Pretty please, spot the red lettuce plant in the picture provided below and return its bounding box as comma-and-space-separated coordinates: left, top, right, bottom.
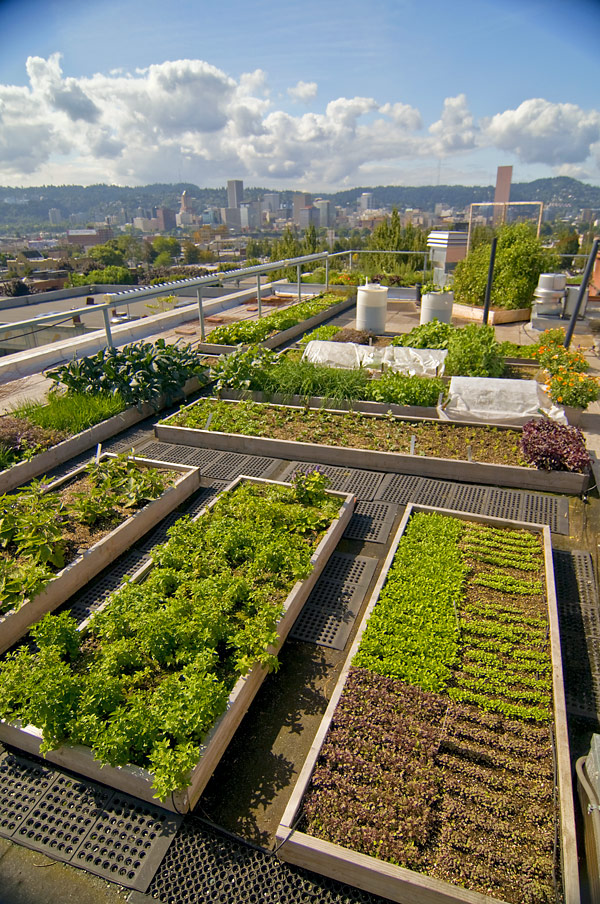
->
520, 419, 591, 473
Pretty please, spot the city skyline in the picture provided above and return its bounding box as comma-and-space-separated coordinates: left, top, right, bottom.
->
0, 0, 599, 190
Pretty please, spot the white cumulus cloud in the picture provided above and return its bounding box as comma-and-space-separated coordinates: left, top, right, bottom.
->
482, 99, 600, 165
288, 80, 318, 103
0, 55, 598, 188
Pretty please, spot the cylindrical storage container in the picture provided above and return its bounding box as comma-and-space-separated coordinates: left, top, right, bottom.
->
537, 273, 567, 292
533, 273, 566, 315
420, 291, 453, 325
356, 284, 388, 333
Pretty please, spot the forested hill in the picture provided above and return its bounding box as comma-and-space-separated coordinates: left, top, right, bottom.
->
1, 176, 599, 230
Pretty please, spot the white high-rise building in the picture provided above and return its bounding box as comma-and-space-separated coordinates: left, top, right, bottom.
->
359, 192, 373, 211
314, 199, 331, 228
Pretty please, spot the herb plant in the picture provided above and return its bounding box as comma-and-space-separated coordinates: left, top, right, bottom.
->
207, 294, 343, 345
368, 373, 446, 407
520, 418, 591, 472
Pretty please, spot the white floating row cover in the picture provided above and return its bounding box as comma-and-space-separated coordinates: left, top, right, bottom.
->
301, 340, 447, 376
438, 377, 566, 426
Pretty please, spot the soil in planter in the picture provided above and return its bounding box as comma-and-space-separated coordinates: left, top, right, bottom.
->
170, 399, 527, 467
301, 517, 557, 904
0, 415, 67, 470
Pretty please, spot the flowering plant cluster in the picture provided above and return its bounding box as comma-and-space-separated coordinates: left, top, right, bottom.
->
531, 328, 588, 376
546, 370, 600, 409
521, 419, 591, 472
529, 327, 598, 409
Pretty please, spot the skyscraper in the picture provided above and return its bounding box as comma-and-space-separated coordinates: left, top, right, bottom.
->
227, 180, 244, 209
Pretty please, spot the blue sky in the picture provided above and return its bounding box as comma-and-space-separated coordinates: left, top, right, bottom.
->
1, 0, 599, 189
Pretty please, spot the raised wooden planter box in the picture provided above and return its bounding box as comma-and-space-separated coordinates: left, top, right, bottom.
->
0, 475, 355, 813
452, 302, 531, 324
197, 295, 355, 356
276, 503, 580, 904
0, 453, 200, 655
218, 389, 438, 421
0, 375, 203, 495
156, 398, 589, 495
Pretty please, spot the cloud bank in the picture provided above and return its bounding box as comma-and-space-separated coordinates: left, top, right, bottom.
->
1, 53, 599, 187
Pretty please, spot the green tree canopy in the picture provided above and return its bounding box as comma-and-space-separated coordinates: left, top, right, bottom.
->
365, 209, 427, 274
152, 237, 181, 262
89, 240, 126, 268
67, 265, 134, 286
453, 222, 560, 310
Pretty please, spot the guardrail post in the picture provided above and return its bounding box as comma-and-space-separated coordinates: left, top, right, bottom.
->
257, 273, 262, 319
101, 307, 114, 349
297, 264, 301, 304
197, 287, 205, 340
325, 254, 329, 290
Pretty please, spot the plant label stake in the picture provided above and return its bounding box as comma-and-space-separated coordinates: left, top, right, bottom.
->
95, 443, 102, 464
204, 412, 213, 430
410, 435, 416, 455
467, 444, 472, 461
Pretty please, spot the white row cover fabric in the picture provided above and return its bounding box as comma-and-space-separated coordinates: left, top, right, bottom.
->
438, 377, 565, 426
301, 340, 447, 376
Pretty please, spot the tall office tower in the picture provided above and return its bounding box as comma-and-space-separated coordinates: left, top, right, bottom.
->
293, 192, 312, 225
263, 192, 280, 214
227, 180, 244, 209
359, 192, 373, 212
314, 199, 331, 227
493, 166, 512, 225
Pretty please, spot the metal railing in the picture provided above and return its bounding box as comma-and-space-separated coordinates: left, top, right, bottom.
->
0, 248, 429, 350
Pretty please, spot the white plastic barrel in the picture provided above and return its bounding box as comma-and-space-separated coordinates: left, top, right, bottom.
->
356, 284, 388, 334
420, 292, 453, 325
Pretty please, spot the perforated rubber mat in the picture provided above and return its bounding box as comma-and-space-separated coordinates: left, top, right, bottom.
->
278, 461, 385, 500
147, 816, 391, 904
0, 747, 182, 892
137, 442, 281, 482
554, 549, 600, 723
290, 553, 379, 649
375, 473, 569, 534
343, 500, 398, 544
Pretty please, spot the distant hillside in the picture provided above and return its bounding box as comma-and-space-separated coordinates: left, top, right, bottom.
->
1, 176, 598, 231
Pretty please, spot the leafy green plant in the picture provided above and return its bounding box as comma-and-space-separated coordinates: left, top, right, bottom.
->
353, 513, 465, 691
0, 479, 343, 797
391, 319, 454, 350
445, 324, 505, 377
46, 339, 208, 407
453, 222, 560, 310
211, 345, 277, 393
298, 325, 341, 346
368, 373, 446, 407
208, 293, 344, 345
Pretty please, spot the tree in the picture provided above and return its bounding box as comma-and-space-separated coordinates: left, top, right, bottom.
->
554, 227, 580, 269
154, 251, 173, 268
67, 266, 134, 286
365, 208, 427, 274
89, 241, 126, 268
302, 223, 319, 255
152, 237, 181, 262
182, 242, 201, 264
270, 227, 302, 279
453, 222, 560, 310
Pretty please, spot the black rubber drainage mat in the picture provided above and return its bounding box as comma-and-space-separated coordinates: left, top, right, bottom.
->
375, 473, 569, 534
343, 500, 398, 544
290, 552, 379, 650
139, 441, 282, 482
147, 816, 391, 904
0, 747, 182, 893
554, 549, 600, 723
